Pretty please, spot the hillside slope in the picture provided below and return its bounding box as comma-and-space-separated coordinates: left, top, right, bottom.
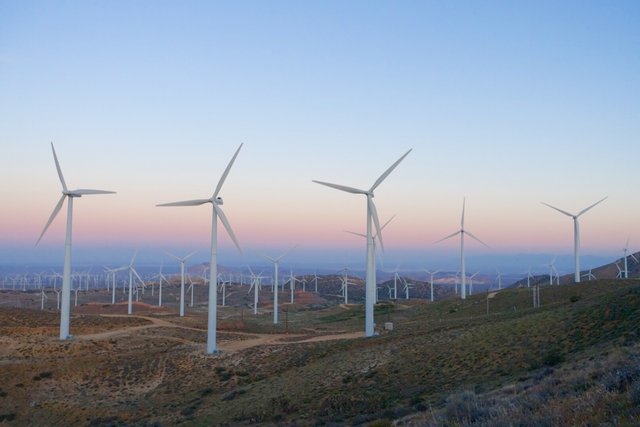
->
0, 280, 638, 425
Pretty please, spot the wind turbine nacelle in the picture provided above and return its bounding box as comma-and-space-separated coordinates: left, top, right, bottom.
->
215, 197, 224, 205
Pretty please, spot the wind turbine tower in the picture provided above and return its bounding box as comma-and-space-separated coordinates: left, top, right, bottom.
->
541, 197, 607, 283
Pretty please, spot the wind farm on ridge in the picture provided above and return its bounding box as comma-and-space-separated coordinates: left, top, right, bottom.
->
1, 141, 639, 425
2, 2, 640, 424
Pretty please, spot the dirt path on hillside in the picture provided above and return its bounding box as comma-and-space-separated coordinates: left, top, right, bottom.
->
74, 314, 363, 351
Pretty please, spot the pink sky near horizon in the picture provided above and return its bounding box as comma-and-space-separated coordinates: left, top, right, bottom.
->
2, 194, 625, 256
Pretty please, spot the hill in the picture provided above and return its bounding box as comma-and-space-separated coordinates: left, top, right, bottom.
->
0, 280, 639, 425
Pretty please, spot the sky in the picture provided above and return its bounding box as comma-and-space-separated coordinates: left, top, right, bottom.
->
1, 1, 639, 274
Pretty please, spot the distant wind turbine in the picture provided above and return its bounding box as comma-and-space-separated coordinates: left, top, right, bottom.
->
36, 143, 115, 340
621, 237, 638, 279
261, 248, 293, 324
435, 198, 488, 300
424, 269, 439, 302
314, 149, 411, 337
157, 143, 243, 354
165, 251, 197, 317
541, 197, 607, 283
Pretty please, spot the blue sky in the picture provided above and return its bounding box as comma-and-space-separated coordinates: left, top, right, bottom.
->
1, 1, 639, 274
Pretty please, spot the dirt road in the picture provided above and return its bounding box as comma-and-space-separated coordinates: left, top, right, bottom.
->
74, 314, 363, 352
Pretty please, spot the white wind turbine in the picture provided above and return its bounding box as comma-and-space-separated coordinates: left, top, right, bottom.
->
546, 258, 558, 285
615, 262, 624, 279
286, 269, 299, 304
314, 150, 410, 337
621, 237, 638, 279
435, 198, 488, 300
424, 269, 439, 302
541, 197, 607, 283
339, 267, 355, 304
344, 214, 395, 299
156, 266, 168, 307
261, 248, 293, 324
312, 271, 319, 293
104, 267, 119, 304
495, 270, 504, 290
165, 251, 197, 317
158, 144, 242, 354
469, 272, 479, 295
402, 276, 412, 299
582, 267, 596, 281
526, 267, 533, 288
120, 252, 144, 315
247, 267, 264, 315
36, 143, 115, 340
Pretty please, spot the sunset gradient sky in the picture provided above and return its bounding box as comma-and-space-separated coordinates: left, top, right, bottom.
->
1, 1, 639, 273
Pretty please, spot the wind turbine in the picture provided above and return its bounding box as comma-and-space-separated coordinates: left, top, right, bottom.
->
581, 267, 596, 281
424, 269, 439, 302
469, 272, 479, 295
541, 197, 607, 283
120, 252, 144, 315
157, 143, 243, 354
314, 149, 410, 337
36, 143, 115, 340
495, 270, 504, 290
165, 251, 197, 317
286, 269, 300, 304
621, 237, 638, 279
344, 214, 396, 302
402, 276, 412, 299
435, 198, 488, 300
261, 248, 293, 324
546, 258, 558, 285
151, 264, 168, 307
247, 267, 264, 315
312, 271, 319, 293
526, 267, 533, 288
615, 262, 624, 279
104, 267, 119, 304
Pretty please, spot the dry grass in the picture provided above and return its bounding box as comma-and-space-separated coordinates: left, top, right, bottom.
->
0, 280, 638, 425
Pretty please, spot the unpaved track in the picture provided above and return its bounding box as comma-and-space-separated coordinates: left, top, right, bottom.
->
74, 314, 363, 352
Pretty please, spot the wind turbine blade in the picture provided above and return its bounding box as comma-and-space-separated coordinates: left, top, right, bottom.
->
344, 230, 367, 238
184, 250, 198, 261
577, 196, 607, 217
369, 198, 385, 252
36, 195, 66, 245
213, 143, 243, 198
132, 268, 145, 286
164, 251, 180, 261
130, 250, 139, 266
312, 180, 367, 195
434, 230, 460, 244
541, 202, 573, 217
466, 230, 490, 248
461, 198, 466, 228
215, 205, 242, 254
72, 189, 116, 195
369, 149, 412, 192
259, 253, 277, 263
50, 143, 68, 191
157, 199, 210, 207
276, 246, 296, 262
379, 214, 396, 233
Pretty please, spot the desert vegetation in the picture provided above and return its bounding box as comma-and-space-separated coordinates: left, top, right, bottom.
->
0, 279, 638, 425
